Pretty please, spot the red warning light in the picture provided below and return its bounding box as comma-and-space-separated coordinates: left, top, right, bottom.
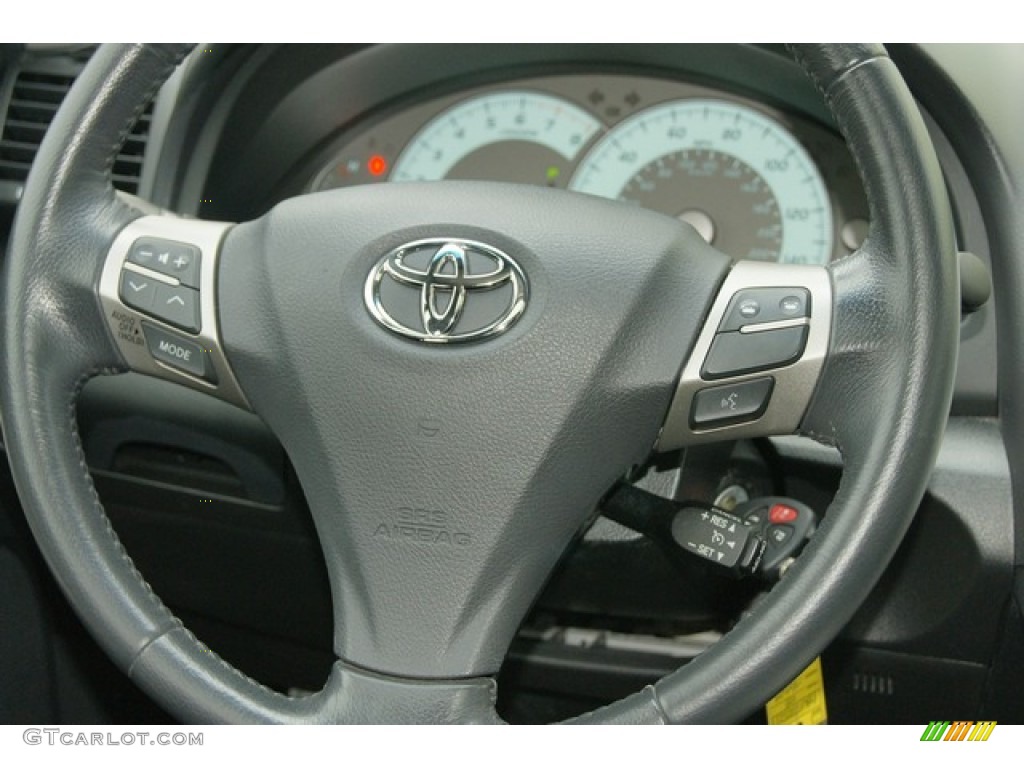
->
367, 155, 388, 177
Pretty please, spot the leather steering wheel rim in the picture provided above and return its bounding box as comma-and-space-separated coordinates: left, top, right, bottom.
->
0, 43, 959, 724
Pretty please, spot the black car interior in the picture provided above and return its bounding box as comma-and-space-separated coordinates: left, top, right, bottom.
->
0, 43, 1021, 724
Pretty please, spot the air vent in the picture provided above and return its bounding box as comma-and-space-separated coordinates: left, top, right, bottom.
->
851, 671, 895, 696
112, 100, 153, 195
1, 59, 152, 198
0, 69, 74, 190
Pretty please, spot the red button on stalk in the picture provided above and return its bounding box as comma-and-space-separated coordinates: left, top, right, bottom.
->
769, 504, 799, 524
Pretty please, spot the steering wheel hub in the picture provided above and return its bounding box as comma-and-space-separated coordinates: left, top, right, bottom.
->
214, 181, 730, 678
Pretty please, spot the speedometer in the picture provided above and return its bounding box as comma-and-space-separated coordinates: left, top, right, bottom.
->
391, 91, 601, 185
569, 99, 833, 264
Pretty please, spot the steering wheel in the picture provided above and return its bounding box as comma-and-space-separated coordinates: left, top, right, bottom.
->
0, 44, 958, 723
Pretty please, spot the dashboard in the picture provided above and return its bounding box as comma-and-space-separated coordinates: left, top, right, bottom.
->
178, 43, 993, 416
307, 74, 868, 265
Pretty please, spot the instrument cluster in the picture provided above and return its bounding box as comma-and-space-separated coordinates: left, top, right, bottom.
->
309, 73, 869, 265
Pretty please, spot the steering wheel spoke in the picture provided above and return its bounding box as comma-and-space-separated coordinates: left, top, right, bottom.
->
127, 628, 502, 724
97, 214, 249, 408
311, 662, 502, 724
657, 259, 833, 451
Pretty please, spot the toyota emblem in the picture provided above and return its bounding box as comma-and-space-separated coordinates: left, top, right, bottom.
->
364, 238, 528, 343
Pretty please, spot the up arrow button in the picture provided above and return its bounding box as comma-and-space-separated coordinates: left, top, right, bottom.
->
151, 284, 200, 333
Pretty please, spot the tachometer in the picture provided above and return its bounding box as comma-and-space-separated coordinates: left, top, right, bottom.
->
391, 91, 601, 186
569, 99, 832, 264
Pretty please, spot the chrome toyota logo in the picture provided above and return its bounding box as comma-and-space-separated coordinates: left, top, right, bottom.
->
364, 238, 528, 343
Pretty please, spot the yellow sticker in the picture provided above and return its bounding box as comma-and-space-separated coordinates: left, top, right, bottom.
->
765, 656, 828, 725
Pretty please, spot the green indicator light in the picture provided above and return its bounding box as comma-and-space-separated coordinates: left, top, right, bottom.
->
546, 166, 560, 181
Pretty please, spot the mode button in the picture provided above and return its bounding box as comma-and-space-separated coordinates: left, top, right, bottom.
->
142, 323, 216, 382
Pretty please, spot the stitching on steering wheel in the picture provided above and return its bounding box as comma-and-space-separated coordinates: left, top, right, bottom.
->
59, 43, 293, 711
69, 366, 288, 704
67, 366, 177, 627
101, 45, 192, 184
646, 685, 670, 724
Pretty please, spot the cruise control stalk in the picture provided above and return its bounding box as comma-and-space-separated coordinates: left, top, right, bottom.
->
601, 484, 817, 581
